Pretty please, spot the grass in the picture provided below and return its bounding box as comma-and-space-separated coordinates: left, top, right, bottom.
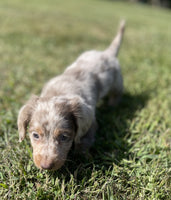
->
0, 0, 171, 199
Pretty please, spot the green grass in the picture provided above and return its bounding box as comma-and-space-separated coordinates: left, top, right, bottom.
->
0, 0, 171, 199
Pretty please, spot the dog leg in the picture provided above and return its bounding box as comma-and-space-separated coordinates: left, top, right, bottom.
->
74, 120, 97, 154
108, 70, 123, 106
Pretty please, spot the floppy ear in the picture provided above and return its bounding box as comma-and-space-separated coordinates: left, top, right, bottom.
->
17, 95, 39, 142
69, 97, 95, 144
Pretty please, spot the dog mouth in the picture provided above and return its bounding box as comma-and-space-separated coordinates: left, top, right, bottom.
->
41, 161, 64, 171
34, 155, 65, 170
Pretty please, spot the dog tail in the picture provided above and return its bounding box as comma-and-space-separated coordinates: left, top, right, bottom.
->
105, 20, 126, 57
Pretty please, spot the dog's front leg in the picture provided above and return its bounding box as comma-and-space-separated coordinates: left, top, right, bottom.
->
74, 120, 98, 154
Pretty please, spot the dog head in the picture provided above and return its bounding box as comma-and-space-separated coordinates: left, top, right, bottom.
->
17, 95, 94, 170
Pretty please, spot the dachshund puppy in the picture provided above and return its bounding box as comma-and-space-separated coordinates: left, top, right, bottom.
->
17, 21, 125, 170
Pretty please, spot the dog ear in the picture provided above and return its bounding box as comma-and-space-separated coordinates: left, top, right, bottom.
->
17, 95, 39, 142
69, 97, 95, 144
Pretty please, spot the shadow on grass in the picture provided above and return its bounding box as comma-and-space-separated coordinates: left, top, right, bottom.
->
93, 92, 149, 164
51, 91, 149, 180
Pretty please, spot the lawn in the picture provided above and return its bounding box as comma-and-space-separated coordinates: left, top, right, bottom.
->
0, 0, 170, 199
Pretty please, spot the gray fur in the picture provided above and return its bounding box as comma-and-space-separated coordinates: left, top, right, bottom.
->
17, 21, 125, 170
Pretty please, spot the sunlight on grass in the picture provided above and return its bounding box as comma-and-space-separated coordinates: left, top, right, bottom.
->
0, 0, 170, 199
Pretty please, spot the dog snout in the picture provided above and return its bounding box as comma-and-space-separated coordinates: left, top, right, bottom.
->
40, 160, 54, 170
35, 154, 65, 170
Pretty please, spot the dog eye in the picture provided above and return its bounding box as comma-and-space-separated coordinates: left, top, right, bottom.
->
59, 134, 68, 142
32, 132, 39, 139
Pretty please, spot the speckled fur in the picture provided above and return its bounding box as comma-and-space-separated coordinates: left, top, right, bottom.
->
17, 21, 125, 170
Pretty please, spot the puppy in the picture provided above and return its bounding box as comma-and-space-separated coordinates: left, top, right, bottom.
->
17, 21, 125, 170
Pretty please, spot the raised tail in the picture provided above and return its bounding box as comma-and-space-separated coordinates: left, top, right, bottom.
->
105, 20, 126, 57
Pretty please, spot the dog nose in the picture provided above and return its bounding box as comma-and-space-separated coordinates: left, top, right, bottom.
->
40, 161, 54, 170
